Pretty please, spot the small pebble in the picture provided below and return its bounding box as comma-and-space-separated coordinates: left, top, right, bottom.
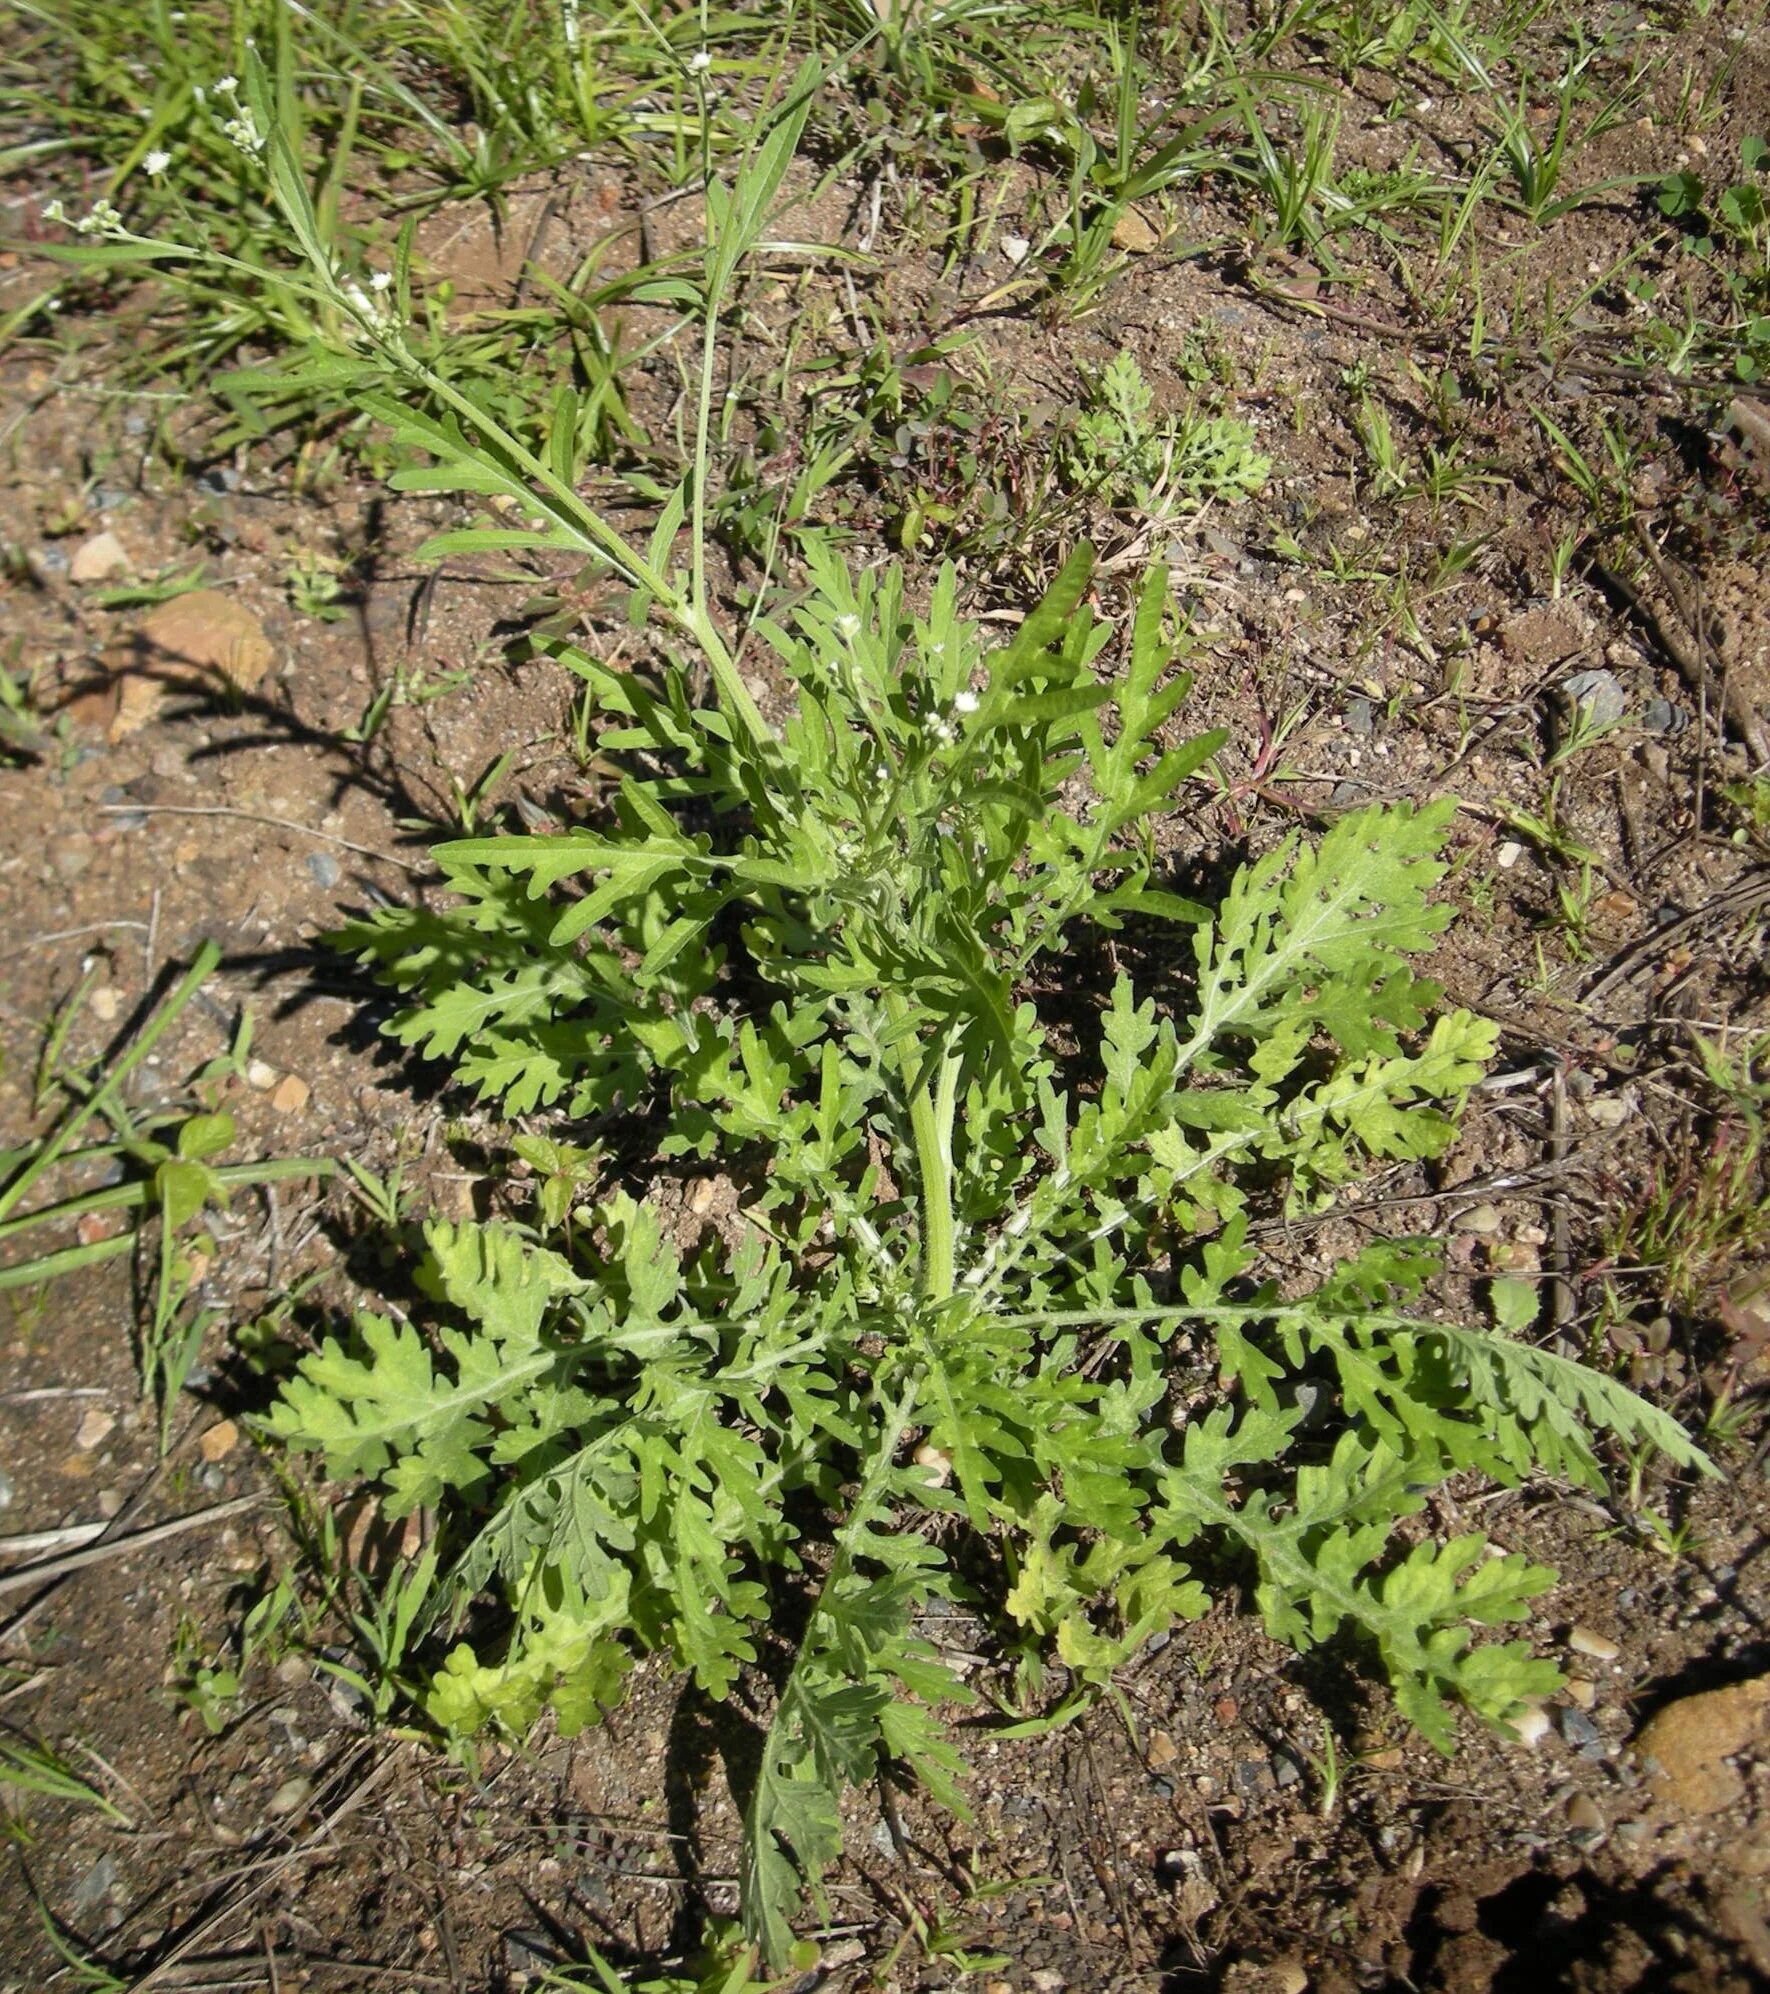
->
1272, 1752, 1302, 1789
1497, 840, 1523, 869
54, 836, 95, 881
70, 531, 129, 584
1001, 234, 1031, 265
1558, 667, 1627, 730
69, 1853, 119, 1918
1511, 1705, 1553, 1748
1148, 1730, 1179, 1768
0, 1465, 13, 1512
1344, 695, 1378, 736
246, 1059, 278, 1091
1565, 1677, 1597, 1711
267, 1776, 313, 1818
89, 985, 120, 1023
1462, 1202, 1502, 1234
74, 1407, 116, 1452
305, 851, 342, 888
1642, 695, 1689, 736
1566, 1791, 1605, 1835
199, 1419, 238, 1464
1568, 1624, 1621, 1661
271, 1073, 311, 1114
1560, 1707, 1602, 1750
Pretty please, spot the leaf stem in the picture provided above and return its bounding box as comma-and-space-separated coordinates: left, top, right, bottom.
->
886, 994, 958, 1304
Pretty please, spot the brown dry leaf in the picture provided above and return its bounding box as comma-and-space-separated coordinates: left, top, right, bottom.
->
1719, 1268, 1770, 1376
107, 588, 275, 741
1111, 205, 1161, 254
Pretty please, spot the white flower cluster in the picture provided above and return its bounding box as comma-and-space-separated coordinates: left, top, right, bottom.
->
44, 196, 125, 237
340, 267, 397, 336
213, 74, 262, 154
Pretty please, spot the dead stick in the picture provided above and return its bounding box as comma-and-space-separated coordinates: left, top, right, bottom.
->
1629, 522, 1769, 765
94, 805, 423, 873
0, 1494, 263, 1598
127, 1746, 406, 1993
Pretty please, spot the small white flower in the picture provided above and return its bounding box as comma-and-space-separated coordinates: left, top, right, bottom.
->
369, 269, 392, 292
834, 613, 860, 642
930, 720, 955, 746
143, 148, 172, 177
75, 198, 124, 236
42, 198, 65, 223
687, 47, 712, 73
220, 109, 263, 153
216, 73, 238, 93
952, 689, 979, 715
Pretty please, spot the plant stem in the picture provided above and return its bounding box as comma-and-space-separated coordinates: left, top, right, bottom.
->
0, 941, 221, 1228
886, 994, 957, 1304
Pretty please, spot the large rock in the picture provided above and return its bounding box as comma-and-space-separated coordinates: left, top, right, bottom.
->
1633, 1676, 1770, 1816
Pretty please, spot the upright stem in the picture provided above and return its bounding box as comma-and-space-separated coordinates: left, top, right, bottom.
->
886, 994, 958, 1305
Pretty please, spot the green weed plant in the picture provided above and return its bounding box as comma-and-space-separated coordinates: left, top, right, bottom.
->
31, 26, 1710, 1969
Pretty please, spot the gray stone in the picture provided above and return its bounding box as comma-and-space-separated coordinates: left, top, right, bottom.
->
305, 851, 342, 888
69, 1853, 118, 1918
1560, 1707, 1601, 1750
54, 835, 94, 881
1642, 696, 1689, 736
1557, 668, 1627, 730
1344, 695, 1378, 736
